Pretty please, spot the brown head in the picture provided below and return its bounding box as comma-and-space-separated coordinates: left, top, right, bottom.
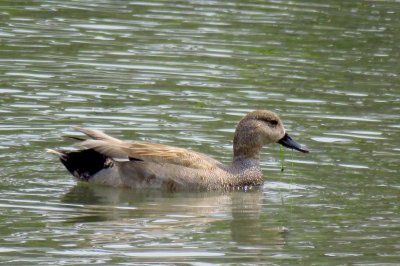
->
233, 110, 308, 161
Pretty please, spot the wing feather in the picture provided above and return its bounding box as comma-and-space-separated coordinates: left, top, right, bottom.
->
73, 126, 122, 143
79, 139, 128, 159
75, 127, 220, 169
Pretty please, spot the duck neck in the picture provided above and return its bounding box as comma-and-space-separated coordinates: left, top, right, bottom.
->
232, 119, 265, 166
231, 146, 263, 187
232, 134, 263, 166
232, 146, 262, 165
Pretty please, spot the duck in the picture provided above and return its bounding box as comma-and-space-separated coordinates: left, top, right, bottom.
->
48, 110, 309, 191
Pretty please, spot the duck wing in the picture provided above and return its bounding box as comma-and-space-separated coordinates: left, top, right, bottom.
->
74, 127, 221, 170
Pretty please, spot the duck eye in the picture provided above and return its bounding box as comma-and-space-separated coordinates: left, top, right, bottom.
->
270, 120, 278, 126
259, 118, 278, 126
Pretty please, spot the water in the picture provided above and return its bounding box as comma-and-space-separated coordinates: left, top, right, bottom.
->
1, 0, 399, 264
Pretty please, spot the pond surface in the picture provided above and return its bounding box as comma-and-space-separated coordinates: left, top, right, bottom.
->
1, 0, 399, 264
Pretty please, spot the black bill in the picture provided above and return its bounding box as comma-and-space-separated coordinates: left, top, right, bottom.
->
278, 133, 309, 153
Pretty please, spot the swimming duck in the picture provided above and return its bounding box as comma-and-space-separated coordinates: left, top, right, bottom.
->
48, 110, 308, 190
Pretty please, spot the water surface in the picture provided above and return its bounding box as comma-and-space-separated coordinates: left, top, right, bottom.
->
0, 0, 399, 264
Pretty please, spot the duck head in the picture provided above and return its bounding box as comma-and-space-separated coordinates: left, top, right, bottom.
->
233, 110, 309, 160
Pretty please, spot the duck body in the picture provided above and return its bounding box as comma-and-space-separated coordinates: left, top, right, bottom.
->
49, 110, 308, 191
91, 158, 263, 190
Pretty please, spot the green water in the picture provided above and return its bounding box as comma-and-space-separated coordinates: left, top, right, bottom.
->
1, 0, 399, 264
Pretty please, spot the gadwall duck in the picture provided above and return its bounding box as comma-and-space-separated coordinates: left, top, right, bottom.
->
48, 110, 308, 190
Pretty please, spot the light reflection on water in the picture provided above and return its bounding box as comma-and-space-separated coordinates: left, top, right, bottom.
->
0, 0, 399, 264
1, 186, 289, 263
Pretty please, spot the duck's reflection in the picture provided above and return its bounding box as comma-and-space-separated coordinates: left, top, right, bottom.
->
230, 189, 288, 246
62, 184, 287, 247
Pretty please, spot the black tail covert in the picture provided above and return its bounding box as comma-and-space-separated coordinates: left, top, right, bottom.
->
59, 149, 113, 181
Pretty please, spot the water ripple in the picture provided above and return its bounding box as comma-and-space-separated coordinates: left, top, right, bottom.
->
0, 0, 399, 264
